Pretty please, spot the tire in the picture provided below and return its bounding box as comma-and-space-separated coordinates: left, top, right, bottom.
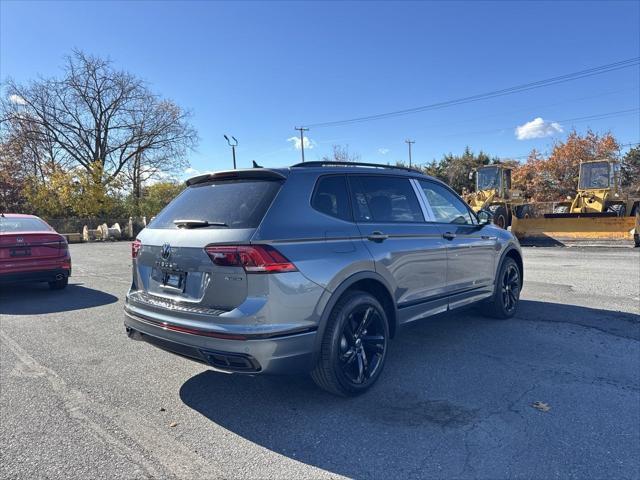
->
515, 204, 533, 219
488, 205, 508, 229
479, 257, 521, 319
606, 204, 626, 217
311, 291, 389, 396
553, 205, 569, 214
48, 276, 68, 290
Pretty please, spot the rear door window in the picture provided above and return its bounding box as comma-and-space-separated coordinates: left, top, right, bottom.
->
349, 176, 424, 223
149, 179, 282, 229
311, 175, 352, 221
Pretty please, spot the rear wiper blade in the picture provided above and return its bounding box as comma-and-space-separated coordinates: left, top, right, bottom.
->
173, 219, 228, 228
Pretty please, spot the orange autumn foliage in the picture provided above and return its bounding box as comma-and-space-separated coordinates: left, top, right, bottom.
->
512, 130, 619, 202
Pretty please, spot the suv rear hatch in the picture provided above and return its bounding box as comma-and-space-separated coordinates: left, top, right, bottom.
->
132, 170, 287, 312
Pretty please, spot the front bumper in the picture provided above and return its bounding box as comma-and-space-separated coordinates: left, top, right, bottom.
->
124, 308, 317, 374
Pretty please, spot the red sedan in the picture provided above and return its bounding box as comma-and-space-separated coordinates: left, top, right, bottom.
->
0, 214, 71, 290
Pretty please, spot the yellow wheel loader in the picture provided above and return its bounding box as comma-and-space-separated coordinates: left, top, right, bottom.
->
464, 165, 533, 229
512, 159, 640, 246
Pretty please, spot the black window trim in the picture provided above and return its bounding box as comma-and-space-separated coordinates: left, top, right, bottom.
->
346, 173, 427, 224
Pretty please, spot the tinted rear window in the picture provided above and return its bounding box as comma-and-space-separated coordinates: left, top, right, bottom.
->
0, 217, 52, 233
148, 179, 282, 229
350, 176, 424, 223
311, 175, 352, 221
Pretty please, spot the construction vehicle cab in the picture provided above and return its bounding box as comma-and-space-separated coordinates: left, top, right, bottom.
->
465, 165, 530, 229
551, 159, 634, 217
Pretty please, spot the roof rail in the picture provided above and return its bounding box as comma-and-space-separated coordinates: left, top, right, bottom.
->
290, 161, 422, 174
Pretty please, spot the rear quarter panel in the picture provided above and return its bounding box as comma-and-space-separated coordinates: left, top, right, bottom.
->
252, 170, 375, 293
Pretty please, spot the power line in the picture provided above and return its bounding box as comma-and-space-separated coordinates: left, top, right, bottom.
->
433, 107, 640, 139
304, 57, 640, 129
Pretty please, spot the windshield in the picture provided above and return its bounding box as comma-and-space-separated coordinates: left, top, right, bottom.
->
477, 167, 500, 191
0, 216, 52, 233
579, 162, 610, 189
148, 179, 283, 229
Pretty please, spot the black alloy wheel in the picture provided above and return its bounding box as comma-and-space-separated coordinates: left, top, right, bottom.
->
479, 256, 521, 319
501, 262, 520, 315
337, 304, 386, 385
311, 291, 389, 396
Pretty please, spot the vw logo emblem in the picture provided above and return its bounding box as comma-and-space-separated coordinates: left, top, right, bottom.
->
161, 243, 172, 259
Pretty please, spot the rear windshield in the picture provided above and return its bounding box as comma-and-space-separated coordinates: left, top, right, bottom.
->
148, 179, 282, 229
0, 217, 52, 233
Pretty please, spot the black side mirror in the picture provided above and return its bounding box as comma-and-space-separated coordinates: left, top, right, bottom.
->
477, 209, 493, 225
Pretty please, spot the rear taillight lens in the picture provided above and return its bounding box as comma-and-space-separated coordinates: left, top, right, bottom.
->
131, 239, 142, 258
205, 245, 297, 273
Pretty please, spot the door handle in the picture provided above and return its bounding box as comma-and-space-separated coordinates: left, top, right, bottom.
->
481, 235, 497, 240
442, 232, 456, 240
367, 231, 389, 243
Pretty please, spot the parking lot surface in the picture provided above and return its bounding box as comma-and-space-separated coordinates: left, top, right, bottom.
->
1, 243, 639, 479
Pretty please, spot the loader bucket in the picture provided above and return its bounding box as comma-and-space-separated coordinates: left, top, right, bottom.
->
511, 214, 640, 247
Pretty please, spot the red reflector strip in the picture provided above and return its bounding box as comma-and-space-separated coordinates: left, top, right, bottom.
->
140, 316, 247, 340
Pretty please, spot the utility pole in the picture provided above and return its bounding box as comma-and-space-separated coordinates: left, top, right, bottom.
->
405, 139, 415, 168
224, 135, 238, 169
294, 127, 309, 162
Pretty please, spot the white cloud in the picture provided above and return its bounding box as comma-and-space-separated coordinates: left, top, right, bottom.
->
515, 117, 563, 140
378, 148, 390, 155
287, 136, 315, 150
184, 167, 200, 175
8, 94, 26, 105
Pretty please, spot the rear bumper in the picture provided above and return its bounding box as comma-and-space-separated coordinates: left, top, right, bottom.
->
0, 268, 70, 285
124, 309, 317, 375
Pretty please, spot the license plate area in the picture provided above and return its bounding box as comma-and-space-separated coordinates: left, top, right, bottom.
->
161, 271, 186, 292
10, 246, 32, 257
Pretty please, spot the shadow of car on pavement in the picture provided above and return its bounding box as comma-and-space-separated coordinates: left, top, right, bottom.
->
179, 300, 639, 479
0, 282, 118, 315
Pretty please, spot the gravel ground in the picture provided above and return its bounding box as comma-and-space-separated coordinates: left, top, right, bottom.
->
1, 243, 639, 479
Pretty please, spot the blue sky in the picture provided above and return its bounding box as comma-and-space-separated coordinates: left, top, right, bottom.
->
1, 0, 639, 176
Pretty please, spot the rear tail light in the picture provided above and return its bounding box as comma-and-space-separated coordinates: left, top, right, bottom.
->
205, 245, 297, 273
131, 239, 142, 258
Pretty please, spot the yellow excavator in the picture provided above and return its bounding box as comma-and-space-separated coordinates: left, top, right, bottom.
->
464, 165, 532, 229
512, 159, 640, 246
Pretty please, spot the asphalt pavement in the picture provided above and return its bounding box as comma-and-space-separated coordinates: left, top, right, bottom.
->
1, 243, 639, 479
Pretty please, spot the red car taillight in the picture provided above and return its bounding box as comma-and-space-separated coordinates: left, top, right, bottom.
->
205, 245, 297, 273
131, 239, 142, 258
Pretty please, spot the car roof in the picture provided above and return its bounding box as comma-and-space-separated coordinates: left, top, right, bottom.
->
186, 162, 440, 186
0, 213, 39, 218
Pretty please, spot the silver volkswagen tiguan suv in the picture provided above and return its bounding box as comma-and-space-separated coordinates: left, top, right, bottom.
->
124, 161, 523, 396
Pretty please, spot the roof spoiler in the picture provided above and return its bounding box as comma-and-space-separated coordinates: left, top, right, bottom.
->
186, 169, 286, 186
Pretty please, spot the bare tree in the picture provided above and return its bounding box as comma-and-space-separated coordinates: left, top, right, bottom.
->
2, 50, 197, 187
321, 145, 360, 162
0, 115, 66, 181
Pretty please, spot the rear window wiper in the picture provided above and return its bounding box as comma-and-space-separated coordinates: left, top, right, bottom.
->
173, 219, 228, 229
